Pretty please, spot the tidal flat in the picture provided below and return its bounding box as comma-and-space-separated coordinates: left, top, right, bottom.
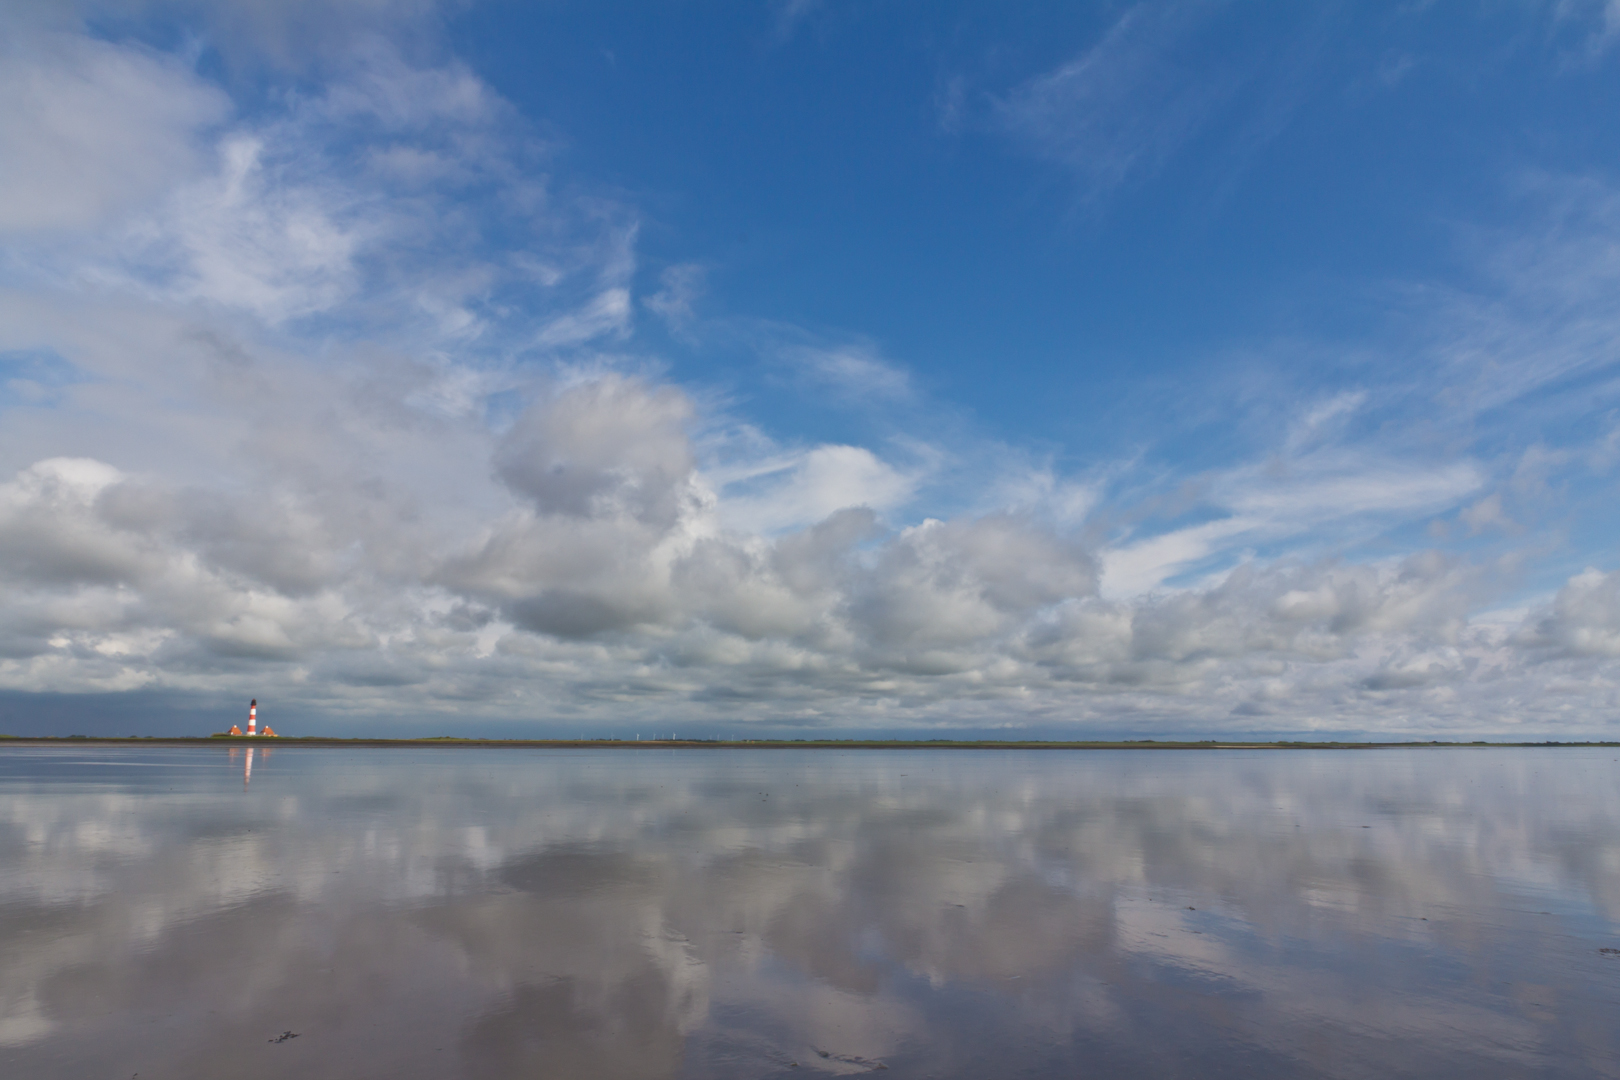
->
1, 746, 1617, 1078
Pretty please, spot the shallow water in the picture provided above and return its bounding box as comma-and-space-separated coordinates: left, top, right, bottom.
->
1, 746, 1617, 1079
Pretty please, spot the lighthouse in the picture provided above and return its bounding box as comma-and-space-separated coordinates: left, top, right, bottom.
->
247, 699, 258, 736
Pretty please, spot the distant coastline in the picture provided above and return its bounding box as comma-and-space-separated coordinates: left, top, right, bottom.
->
0, 735, 1616, 750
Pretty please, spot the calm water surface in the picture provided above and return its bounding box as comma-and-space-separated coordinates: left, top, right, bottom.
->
1, 746, 1617, 1078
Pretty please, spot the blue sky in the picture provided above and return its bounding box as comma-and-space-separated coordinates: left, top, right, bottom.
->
2, 0, 1619, 738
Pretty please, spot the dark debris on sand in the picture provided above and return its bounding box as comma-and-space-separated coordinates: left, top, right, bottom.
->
813, 1047, 888, 1070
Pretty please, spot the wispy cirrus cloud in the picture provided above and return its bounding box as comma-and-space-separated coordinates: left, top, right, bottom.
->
769, 0, 823, 43
781, 341, 912, 402
992, 4, 1237, 199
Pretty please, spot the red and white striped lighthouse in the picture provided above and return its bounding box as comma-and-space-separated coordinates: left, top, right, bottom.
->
247, 699, 258, 736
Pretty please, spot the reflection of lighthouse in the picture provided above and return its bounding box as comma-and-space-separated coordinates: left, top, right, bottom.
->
228, 744, 262, 787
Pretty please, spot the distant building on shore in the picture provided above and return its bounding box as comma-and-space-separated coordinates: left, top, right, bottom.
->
230, 700, 280, 737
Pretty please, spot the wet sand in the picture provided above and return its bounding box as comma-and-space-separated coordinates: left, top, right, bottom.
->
2, 745, 1617, 1078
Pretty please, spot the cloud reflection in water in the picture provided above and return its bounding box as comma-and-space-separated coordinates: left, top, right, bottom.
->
0, 747, 1617, 1078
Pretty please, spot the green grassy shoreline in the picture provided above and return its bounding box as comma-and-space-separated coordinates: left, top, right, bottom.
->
1, 735, 1616, 749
